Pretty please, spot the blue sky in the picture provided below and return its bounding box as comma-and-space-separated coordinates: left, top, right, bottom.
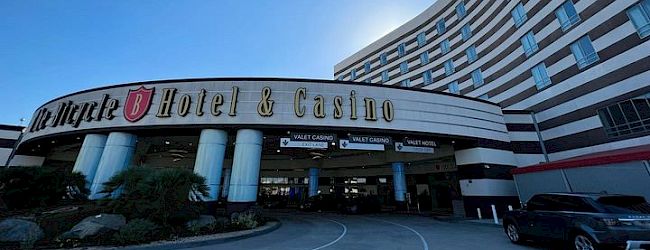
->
0, 0, 432, 125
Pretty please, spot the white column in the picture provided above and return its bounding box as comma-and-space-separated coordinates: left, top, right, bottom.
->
89, 132, 137, 200
228, 129, 263, 204
308, 167, 319, 197
392, 162, 406, 202
192, 129, 228, 201
72, 134, 107, 189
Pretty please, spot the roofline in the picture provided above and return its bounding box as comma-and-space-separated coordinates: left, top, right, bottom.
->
511, 145, 650, 175
34, 76, 501, 111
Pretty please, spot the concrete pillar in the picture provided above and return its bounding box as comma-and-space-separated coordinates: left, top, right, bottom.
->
192, 129, 228, 201
392, 162, 407, 203
89, 132, 137, 200
227, 129, 263, 212
222, 168, 231, 199
72, 134, 107, 189
308, 167, 319, 197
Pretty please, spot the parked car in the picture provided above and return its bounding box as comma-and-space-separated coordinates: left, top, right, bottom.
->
503, 192, 650, 249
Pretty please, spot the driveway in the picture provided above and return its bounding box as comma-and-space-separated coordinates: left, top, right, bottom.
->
182, 212, 548, 250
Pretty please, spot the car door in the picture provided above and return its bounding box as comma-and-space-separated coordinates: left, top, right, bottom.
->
531, 195, 571, 241
520, 195, 551, 238
526, 194, 566, 240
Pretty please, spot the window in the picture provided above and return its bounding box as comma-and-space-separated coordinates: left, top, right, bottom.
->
420, 52, 430, 65
417, 32, 427, 47
521, 32, 539, 57
436, 19, 446, 34
350, 69, 357, 80
570, 36, 599, 69
627, 0, 650, 38
556, 0, 581, 31
479, 94, 489, 100
423, 70, 433, 85
400, 61, 409, 74
381, 70, 389, 82
448, 81, 460, 94
461, 24, 472, 41
364, 78, 372, 84
511, 3, 528, 28
598, 93, 650, 137
531, 63, 551, 90
398, 43, 406, 57
337, 75, 344, 81
364, 61, 371, 74
444, 59, 455, 76
456, 2, 467, 19
527, 195, 553, 211
440, 39, 451, 54
471, 69, 484, 87
380, 52, 388, 66
466, 45, 478, 63
401, 79, 411, 87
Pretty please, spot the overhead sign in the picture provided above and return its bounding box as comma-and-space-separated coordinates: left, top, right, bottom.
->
348, 135, 392, 145
402, 137, 438, 147
290, 132, 336, 142
339, 139, 385, 151
394, 142, 435, 154
280, 138, 328, 149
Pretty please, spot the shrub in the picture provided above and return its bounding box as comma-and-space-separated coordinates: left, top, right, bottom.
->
112, 219, 160, 245
230, 212, 258, 230
0, 167, 88, 210
99, 167, 209, 227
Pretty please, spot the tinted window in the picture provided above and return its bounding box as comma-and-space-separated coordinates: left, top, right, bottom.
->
527, 195, 552, 210
597, 196, 650, 214
552, 195, 597, 212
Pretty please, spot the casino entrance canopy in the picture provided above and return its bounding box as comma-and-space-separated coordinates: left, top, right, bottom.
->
17, 78, 521, 215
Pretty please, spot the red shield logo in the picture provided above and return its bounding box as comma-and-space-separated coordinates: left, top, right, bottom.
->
123, 86, 154, 122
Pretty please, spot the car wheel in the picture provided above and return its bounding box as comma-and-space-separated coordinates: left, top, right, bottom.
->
573, 234, 597, 250
505, 223, 523, 244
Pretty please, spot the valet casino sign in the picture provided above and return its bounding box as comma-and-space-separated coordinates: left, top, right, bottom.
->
28, 81, 395, 135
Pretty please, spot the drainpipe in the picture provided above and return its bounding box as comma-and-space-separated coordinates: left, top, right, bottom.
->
531, 111, 549, 162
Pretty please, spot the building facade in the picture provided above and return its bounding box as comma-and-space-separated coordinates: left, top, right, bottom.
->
335, 0, 650, 212
8, 0, 650, 217
13, 78, 528, 216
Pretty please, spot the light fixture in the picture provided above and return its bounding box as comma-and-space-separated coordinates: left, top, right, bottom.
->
331, 142, 336, 146
164, 140, 170, 145
276, 149, 281, 153
51, 140, 55, 144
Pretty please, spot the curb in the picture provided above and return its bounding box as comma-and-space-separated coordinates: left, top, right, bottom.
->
431, 217, 503, 228
106, 220, 281, 250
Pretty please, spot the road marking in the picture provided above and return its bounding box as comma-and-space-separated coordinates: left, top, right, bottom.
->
310, 218, 347, 250
364, 217, 429, 250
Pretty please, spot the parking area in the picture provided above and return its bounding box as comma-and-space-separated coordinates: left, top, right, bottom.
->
181, 212, 548, 250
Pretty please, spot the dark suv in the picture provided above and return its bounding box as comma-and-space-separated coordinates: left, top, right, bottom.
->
503, 193, 650, 249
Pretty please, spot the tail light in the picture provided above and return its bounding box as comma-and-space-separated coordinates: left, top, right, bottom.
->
601, 218, 620, 227
601, 218, 649, 227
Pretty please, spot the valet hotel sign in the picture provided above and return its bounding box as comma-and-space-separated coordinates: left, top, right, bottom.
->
29, 84, 396, 133
281, 132, 437, 154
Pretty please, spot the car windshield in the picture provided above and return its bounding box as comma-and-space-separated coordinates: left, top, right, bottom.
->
596, 196, 650, 214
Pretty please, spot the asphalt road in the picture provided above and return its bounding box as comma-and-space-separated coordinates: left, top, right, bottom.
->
183, 212, 548, 250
